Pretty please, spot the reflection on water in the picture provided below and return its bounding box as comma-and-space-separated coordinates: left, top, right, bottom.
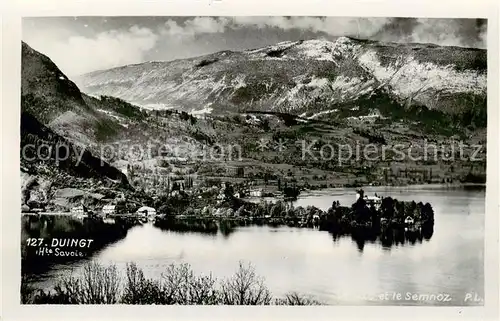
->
27, 186, 484, 305
346, 225, 434, 252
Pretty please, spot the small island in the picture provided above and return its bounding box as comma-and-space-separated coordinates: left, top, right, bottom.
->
153, 187, 435, 248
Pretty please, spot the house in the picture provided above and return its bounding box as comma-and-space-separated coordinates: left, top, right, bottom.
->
137, 206, 156, 218
102, 204, 116, 216
213, 208, 234, 217
71, 205, 88, 219
355, 189, 381, 210
71, 205, 86, 215
216, 191, 226, 201
226, 166, 245, 178
404, 216, 415, 225
103, 217, 116, 224
364, 195, 382, 211
249, 189, 263, 197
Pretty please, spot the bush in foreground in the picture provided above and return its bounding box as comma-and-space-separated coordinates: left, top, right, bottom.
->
22, 261, 321, 305
220, 262, 272, 305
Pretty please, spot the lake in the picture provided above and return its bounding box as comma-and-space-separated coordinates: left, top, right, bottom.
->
26, 186, 485, 305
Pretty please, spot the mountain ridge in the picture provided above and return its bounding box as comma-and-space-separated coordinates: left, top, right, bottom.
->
80, 36, 486, 76
75, 37, 486, 127
20, 42, 147, 211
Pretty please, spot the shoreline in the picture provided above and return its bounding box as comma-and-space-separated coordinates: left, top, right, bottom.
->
242, 183, 485, 205
300, 182, 486, 194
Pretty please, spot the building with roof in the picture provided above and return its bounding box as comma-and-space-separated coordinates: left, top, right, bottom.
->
71, 205, 88, 219
137, 206, 156, 218
355, 189, 382, 210
102, 204, 116, 216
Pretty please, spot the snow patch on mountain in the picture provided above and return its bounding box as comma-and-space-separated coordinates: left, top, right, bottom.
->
358, 51, 486, 99
232, 74, 247, 89
306, 77, 330, 88
96, 109, 126, 122
245, 38, 361, 64
140, 103, 176, 110
276, 74, 375, 111
329, 76, 363, 92
295, 40, 336, 61
190, 105, 213, 116
307, 109, 339, 120
207, 75, 229, 98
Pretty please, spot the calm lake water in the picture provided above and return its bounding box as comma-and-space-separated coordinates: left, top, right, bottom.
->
29, 186, 485, 305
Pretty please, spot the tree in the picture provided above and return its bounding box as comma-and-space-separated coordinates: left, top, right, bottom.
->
220, 262, 272, 305
224, 184, 235, 199
380, 197, 395, 219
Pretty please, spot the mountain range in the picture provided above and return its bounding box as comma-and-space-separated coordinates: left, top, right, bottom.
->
76, 37, 487, 128
20, 38, 487, 211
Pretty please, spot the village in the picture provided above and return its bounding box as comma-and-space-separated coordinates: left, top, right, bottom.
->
31, 181, 427, 242
21, 156, 441, 237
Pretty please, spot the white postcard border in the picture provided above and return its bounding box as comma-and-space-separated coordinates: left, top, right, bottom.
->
2, 0, 499, 320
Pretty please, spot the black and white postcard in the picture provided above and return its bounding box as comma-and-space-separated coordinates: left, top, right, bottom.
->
2, 0, 499, 320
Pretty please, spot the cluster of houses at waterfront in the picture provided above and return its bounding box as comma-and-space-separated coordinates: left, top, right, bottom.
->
65, 187, 418, 229
65, 182, 271, 222
70, 204, 157, 223
355, 189, 416, 226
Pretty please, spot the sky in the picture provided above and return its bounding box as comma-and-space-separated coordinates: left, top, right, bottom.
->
22, 17, 487, 77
